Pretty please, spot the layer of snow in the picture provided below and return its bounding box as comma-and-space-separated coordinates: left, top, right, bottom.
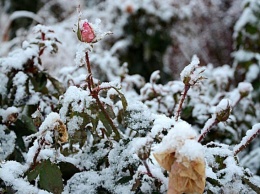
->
0, 161, 50, 194
0, 107, 19, 122
233, 123, 260, 154
9, 10, 43, 23
180, 55, 200, 84
246, 64, 260, 82
215, 99, 232, 114
154, 120, 203, 161
38, 112, 60, 133
0, 125, 16, 160
238, 82, 253, 94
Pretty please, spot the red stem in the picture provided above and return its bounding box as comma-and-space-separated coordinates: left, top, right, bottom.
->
234, 128, 260, 156
198, 119, 219, 142
175, 84, 190, 121
142, 159, 153, 177
85, 52, 94, 89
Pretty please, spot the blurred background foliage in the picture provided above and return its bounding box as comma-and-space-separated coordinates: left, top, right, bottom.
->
0, 0, 259, 193
0, 0, 244, 82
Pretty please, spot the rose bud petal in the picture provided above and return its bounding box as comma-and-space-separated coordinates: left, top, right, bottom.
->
77, 21, 96, 43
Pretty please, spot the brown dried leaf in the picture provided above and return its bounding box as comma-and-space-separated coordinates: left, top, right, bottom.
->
54, 120, 68, 143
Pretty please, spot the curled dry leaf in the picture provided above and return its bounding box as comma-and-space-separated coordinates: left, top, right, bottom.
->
6, 112, 19, 125
54, 120, 68, 143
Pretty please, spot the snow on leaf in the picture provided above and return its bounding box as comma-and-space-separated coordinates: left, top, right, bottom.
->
0, 161, 51, 194
0, 125, 16, 160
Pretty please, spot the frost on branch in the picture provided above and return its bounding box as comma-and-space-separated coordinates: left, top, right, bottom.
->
1, 1, 260, 193
180, 55, 204, 86
175, 55, 205, 121
233, 123, 260, 156
204, 142, 260, 193
140, 71, 183, 117
198, 98, 232, 142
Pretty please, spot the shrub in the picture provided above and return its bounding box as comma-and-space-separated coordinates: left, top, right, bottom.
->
0, 1, 259, 194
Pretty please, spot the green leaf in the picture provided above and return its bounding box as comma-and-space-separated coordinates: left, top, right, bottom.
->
77, 20, 82, 41
245, 24, 258, 35
105, 104, 116, 119
8, 147, 25, 162
27, 163, 41, 182
9, 115, 37, 155
111, 86, 128, 111
70, 128, 87, 148
27, 160, 63, 194
29, 72, 48, 93
98, 111, 112, 136
181, 106, 193, 119
58, 162, 80, 183
11, 115, 37, 135
47, 74, 65, 95
116, 176, 132, 184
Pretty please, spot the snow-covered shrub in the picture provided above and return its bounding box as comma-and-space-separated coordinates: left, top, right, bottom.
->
0, 1, 260, 194
0, 24, 65, 162
233, 0, 260, 95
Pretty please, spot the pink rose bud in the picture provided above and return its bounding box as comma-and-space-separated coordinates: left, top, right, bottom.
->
77, 21, 95, 43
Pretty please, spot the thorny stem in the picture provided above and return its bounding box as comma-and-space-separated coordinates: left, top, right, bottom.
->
232, 96, 243, 108
39, 32, 46, 56
94, 95, 121, 141
242, 177, 260, 193
198, 119, 219, 142
175, 84, 190, 122
233, 127, 260, 156
142, 159, 153, 177
32, 138, 45, 169
85, 52, 94, 89
85, 51, 120, 141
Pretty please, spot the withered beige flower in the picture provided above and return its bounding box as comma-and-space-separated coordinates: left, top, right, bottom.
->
153, 121, 206, 193
154, 150, 205, 194
168, 157, 205, 194
154, 151, 176, 172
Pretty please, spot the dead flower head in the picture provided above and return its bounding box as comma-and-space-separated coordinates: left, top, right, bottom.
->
153, 122, 206, 194
54, 119, 68, 143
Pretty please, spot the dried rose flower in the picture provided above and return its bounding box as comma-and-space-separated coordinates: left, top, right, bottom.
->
168, 157, 205, 194
153, 122, 205, 194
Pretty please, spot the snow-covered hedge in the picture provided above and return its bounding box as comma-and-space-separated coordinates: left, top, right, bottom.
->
0, 0, 259, 194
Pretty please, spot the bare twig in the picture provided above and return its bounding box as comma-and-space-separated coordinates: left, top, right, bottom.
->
198, 118, 219, 142
31, 138, 45, 169
233, 124, 260, 156
175, 84, 190, 121
85, 52, 94, 89
142, 159, 153, 178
